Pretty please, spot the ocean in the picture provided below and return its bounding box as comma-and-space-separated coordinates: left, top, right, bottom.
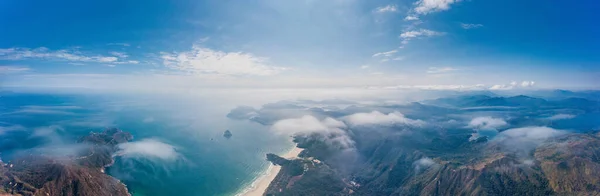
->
0, 92, 293, 196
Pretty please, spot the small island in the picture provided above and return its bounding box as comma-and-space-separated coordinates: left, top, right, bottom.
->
223, 130, 233, 139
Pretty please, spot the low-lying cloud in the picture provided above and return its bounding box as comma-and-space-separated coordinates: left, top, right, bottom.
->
414, 157, 437, 172
467, 116, 507, 130
271, 115, 353, 148
491, 126, 566, 156
547, 114, 576, 120
343, 111, 424, 127
117, 139, 179, 161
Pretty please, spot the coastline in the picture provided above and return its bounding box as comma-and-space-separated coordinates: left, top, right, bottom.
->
238, 147, 303, 196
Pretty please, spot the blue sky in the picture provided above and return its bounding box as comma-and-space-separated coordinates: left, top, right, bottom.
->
0, 0, 599, 91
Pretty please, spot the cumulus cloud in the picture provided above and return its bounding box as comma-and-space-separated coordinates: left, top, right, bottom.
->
344, 111, 424, 126
468, 116, 507, 130
117, 139, 179, 161
496, 127, 565, 142
467, 116, 507, 141
492, 126, 566, 155
490, 80, 536, 90
460, 23, 483, 29
271, 115, 353, 148
272, 115, 331, 134
427, 67, 457, 74
547, 114, 576, 120
161, 45, 286, 76
521, 81, 535, 87
404, 15, 420, 21
414, 0, 462, 15
374, 5, 398, 13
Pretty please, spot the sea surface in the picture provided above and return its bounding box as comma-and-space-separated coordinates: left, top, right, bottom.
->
0, 92, 292, 196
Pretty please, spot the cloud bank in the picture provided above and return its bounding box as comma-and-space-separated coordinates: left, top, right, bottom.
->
343, 111, 424, 127
117, 139, 179, 161
467, 117, 507, 130
492, 126, 566, 155
271, 115, 353, 148
547, 114, 576, 120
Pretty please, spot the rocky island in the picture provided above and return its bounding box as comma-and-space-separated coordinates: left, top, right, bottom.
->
223, 130, 233, 139
0, 128, 132, 196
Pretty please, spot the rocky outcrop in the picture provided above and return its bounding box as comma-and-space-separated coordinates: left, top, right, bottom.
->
0, 128, 132, 196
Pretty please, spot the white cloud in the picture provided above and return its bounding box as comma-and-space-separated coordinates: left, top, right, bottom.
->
392, 56, 405, 61
490, 80, 536, 90
400, 29, 444, 39
427, 67, 457, 74
117, 139, 179, 160
161, 45, 285, 76
374, 5, 398, 13
113, 60, 140, 65
547, 114, 576, 120
344, 111, 424, 126
360, 65, 370, 69
372, 50, 397, 57
404, 16, 420, 21
414, 157, 437, 172
467, 116, 507, 130
414, 0, 462, 15
0, 66, 30, 74
110, 52, 129, 58
271, 115, 330, 134
521, 80, 535, 87
495, 126, 565, 145
0, 47, 119, 63
271, 115, 353, 148
399, 29, 445, 46
489, 84, 514, 90
97, 56, 118, 62
460, 23, 483, 29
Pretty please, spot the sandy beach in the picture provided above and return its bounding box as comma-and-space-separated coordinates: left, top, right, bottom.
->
241, 147, 303, 196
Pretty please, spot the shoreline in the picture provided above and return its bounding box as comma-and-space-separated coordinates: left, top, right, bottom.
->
238, 146, 303, 196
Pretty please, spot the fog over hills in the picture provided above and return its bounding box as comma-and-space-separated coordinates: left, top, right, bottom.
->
228, 91, 600, 195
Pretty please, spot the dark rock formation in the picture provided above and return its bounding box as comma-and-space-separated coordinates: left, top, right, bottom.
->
223, 130, 232, 139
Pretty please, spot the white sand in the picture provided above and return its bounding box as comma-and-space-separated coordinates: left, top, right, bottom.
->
241, 147, 303, 196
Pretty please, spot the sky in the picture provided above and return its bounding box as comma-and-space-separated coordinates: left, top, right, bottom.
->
0, 0, 599, 91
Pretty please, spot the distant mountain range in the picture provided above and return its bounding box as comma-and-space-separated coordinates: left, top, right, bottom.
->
425, 94, 600, 111
257, 93, 600, 196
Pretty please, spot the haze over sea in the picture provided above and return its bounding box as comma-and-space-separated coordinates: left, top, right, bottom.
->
0, 91, 296, 196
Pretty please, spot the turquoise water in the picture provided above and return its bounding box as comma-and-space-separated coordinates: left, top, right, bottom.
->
0, 93, 291, 196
